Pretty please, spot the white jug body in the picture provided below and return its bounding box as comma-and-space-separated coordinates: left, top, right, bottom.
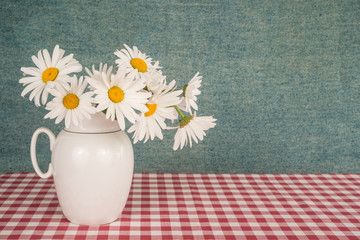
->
30, 113, 134, 225
52, 129, 134, 225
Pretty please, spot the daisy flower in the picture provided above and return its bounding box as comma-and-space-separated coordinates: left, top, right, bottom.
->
44, 76, 96, 128
85, 62, 113, 91
19, 45, 82, 106
173, 112, 216, 150
128, 80, 182, 143
114, 44, 162, 83
178, 72, 202, 114
86, 69, 151, 130
145, 71, 166, 92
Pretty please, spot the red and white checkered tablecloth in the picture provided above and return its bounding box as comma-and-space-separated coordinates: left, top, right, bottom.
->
1, 173, 359, 240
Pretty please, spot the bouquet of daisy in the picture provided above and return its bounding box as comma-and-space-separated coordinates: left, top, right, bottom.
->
19, 45, 216, 150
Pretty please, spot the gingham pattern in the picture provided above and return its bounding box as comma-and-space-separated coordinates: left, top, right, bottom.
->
1, 173, 359, 239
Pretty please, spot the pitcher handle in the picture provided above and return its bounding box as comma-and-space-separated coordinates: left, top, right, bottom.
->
30, 127, 56, 179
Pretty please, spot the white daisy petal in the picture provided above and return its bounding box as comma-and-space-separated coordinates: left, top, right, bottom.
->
20, 67, 42, 77
19, 76, 40, 85
47, 104, 65, 119
96, 101, 110, 112
116, 106, 126, 130
31, 54, 46, 71
173, 131, 181, 150
21, 81, 43, 98
33, 91, 41, 107
179, 130, 187, 149
42, 49, 52, 68
56, 53, 74, 69
144, 117, 153, 140
60, 63, 83, 76
55, 112, 66, 124
72, 111, 79, 126
119, 104, 137, 123
41, 89, 50, 105
36, 50, 47, 70
107, 104, 114, 120
51, 45, 60, 66
29, 85, 43, 102
85, 63, 114, 91
77, 107, 92, 120
65, 110, 71, 128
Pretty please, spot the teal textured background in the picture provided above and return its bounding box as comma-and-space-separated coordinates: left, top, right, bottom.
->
1, 0, 359, 174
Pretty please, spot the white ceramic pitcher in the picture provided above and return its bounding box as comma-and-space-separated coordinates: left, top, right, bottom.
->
30, 112, 134, 226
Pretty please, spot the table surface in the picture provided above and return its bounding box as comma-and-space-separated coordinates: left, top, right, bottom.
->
1, 173, 359, 240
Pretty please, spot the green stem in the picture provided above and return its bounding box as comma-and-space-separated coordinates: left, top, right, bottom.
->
174, 105, 185, 118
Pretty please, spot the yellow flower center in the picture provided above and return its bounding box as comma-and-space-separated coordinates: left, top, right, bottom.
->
42, 67, 59, 83
130, 58, 147, 73
63, 94, 79, 109
144, 104, 157, 117
108, 86, 124, 103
